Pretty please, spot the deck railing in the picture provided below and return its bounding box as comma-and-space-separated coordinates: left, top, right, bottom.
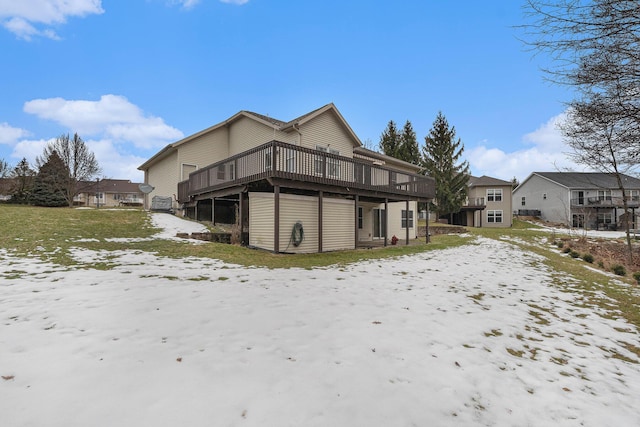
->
177, 140, 435, 203
464, 197, 486, 207
571, 196, 640, 208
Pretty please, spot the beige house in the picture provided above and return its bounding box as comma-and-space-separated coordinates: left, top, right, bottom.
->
447, 175, 513, 228
138, 103, 435, 253
74, 179, 144, 207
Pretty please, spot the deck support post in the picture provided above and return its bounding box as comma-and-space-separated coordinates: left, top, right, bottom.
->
274, 185, 280, 253
426, 203, 430, 243
238, 192, 244, 244
354, 195, 359, 250
406, 200, 410, 245
318, 191, 323, 253
384, 198, 388, 247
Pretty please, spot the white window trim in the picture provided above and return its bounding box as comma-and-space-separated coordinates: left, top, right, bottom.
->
487, 188, 503, 202
487, 210, 503, 223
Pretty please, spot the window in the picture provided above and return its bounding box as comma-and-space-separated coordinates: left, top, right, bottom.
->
487, 210, 503, 223
626, 190, 639, 201
285, 149, 296, 172
598, 190, 612, 201
217, 164, 225, 180
228, 163, 235, 181
358, 207, 363, 229
402, 210, 414, 228
315, 145, 340, 178
521, 197, 526, 206
487, 189, 502, 202
572, 190, 584, 205
597, 212, 613, 224
572, 214, 585, 228
265, 151, 272, 171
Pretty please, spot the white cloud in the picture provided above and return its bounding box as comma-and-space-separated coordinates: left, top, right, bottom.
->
0, 122, 30, 145
85, 138, 147, 182
0, 0, 103, 40
467, 112, 589, 182
170, 0, 248, 9
11, 138, 53, 163
23, 94, 184, 149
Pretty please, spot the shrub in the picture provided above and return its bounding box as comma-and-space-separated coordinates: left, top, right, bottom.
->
582, 253, 594, 263
555, 240, 564, 248
633, 272, 640, 285
611, 264, 626, 276
562, 247, 572, 254
598, 261, 605, 268
569, 250, 580, 258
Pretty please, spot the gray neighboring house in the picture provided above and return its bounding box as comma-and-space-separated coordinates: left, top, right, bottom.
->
513, 172, 640, 230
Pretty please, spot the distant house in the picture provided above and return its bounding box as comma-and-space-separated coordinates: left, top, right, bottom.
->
138, 103, 435, 253
447, 175, 513, 228
74, 179, 144, 207
0, 178, 13, 201
513, 172, 640, 230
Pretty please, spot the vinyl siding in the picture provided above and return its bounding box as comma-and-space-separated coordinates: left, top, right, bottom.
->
299, 110, 356, 157
248, 192, 275, 251
147, 151, 178, 208
513, 175, 569, 223
229, 117, 296, 156
278, 194, 319, 254
178, 126, 229, 171
249, 192, 353, 253
322, 197, 355, 251
478, 185, 513, 228
386, 201, 418, 238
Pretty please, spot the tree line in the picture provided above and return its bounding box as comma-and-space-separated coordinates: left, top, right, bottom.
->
0, 133, 101, 207
377, 112, 470, 221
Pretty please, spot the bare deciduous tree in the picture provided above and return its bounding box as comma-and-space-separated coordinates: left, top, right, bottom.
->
522, 0, 640, 261
37, 133, 101, 207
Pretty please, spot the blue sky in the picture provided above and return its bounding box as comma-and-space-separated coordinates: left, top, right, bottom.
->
1, 0, 580, 183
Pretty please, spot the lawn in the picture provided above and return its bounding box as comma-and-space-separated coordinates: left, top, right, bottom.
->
1, 205, 639, 426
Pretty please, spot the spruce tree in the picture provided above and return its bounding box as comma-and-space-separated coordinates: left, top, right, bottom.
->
379, 120, 401, 158
421, 112, 470, 219
32, 151, 68, 207
9, 158, 35, 204
398, 120, 420, 164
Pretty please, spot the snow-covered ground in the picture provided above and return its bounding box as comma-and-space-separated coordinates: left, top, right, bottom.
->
1, 213, 639, 426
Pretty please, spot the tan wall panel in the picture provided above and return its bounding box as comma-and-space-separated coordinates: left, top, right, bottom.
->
178, 127, 229, 172
278, 194, 319, 253
386, 201, 418, 239
322, 197, 355, 251
299, 111, 355, 158
147, 151, 179, 209
248, 192, 274, 251
229, 117, 296, 156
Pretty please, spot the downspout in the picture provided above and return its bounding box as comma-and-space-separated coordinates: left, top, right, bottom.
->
292, 123, 302, 146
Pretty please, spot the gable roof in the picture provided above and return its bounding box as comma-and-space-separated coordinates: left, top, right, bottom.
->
139, 103, 361, 171
525, 172, 640, 189
78, 179, 144, 194
468, 175, 512, 187
352, 146, 422, 172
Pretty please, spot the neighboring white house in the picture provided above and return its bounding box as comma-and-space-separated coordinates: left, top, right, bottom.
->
139, 103, 435, 253
513, 172, 640, 229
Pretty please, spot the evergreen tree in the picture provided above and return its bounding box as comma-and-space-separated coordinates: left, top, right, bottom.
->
32, 151, 68, 207
379, 120, 401, 158
398, 120, 420, 164
511, 176, 520, 190
421, 112, 470, 219
9, 158, 35, 204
